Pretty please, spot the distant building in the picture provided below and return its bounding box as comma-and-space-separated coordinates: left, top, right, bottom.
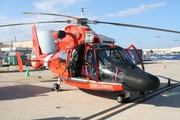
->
0, 40, 32, 65
143, 47, 180, 54
0, 42, 10, 48
2, 40, 32, 48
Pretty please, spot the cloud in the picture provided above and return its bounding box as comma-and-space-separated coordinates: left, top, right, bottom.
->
0, 16, 67, 42
106, 2, 165, 17
0, 0, 87, 42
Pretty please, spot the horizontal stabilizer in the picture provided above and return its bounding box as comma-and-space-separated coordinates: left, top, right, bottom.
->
16, 51, 23, 72
22, 60, 40, 62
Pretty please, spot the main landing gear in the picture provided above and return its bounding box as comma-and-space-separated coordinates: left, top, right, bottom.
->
53, 83, 60, 91
116, 90, 130, 103
139, 92, 146, 98
52, 77, 61, 91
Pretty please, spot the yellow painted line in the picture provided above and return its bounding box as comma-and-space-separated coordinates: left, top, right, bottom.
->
0, 74, 54, 81
20, 76, 54, 80
0, 74, 22, 80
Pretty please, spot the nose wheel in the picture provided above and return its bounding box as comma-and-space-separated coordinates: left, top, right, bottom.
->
117, 94, 130, 103
117, 90, 130, 103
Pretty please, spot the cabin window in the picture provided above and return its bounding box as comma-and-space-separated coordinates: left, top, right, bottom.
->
60, 52, 67, 63
85, 49, 97, 79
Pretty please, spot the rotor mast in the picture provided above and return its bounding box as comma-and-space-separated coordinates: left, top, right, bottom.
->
80, 7, 86, 18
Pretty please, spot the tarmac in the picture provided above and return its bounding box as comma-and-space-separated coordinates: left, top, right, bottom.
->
0, 60, 180, 120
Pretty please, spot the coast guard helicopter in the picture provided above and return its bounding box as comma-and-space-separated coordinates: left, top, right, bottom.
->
1, 9, 180, 103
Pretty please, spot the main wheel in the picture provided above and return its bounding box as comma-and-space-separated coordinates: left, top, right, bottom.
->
52, 83, 60, 91
117, 94, 125, 103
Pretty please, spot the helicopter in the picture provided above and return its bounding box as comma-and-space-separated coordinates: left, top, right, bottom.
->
1, 9, 180, 103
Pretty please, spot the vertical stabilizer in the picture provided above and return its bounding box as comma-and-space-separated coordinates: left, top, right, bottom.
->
31, 26, 43, 69
32, 26, 43, 57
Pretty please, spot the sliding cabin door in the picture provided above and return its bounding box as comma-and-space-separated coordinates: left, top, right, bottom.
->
81, 47, 99, 82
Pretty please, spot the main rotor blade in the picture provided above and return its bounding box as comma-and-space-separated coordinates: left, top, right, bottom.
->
22, 12, 79, 20
96, 21, 180, 34
0, 20, 68, 27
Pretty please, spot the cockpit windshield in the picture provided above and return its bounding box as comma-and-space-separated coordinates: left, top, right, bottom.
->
98, 47, 133, 67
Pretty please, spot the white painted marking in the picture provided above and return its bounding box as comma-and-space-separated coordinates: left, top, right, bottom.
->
44, 54, 53, 67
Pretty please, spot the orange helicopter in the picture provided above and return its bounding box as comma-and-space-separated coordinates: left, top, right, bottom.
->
1, 9, 180, 103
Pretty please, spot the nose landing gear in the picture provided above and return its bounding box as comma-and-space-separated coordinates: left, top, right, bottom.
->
117, 91, 146, 103
117, 90, 130, 103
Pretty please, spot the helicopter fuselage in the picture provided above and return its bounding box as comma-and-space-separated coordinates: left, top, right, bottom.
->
28, 24, 160, 93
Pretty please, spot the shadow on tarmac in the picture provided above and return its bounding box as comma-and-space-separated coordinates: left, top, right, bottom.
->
79, 88, 120, 100
0, 85, 51, 101
0, 83, 79, 101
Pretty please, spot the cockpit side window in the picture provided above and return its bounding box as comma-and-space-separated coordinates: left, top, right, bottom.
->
60, 52, 67, 63
84, 49, 97, 80
98, 48, 134, 67
86, 50, 96, 65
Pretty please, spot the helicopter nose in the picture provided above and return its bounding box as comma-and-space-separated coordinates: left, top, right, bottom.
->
122, 69, 160, 92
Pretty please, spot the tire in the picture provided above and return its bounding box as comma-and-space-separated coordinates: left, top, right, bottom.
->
52, 83, 60, 91
117, 94, 125, 103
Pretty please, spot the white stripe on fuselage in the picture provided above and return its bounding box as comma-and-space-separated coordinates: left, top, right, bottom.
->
44, 54, 53, 67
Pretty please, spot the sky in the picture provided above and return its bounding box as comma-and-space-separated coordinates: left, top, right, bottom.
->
0, 0, 180, 49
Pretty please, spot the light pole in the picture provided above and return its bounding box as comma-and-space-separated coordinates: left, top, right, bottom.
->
155, 36, 161, 54
174, 40, 179, 54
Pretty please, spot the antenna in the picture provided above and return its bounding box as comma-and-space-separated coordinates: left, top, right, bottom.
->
79, 7, 86, 18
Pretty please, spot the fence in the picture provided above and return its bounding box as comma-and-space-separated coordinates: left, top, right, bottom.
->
150, 54, 180, 60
